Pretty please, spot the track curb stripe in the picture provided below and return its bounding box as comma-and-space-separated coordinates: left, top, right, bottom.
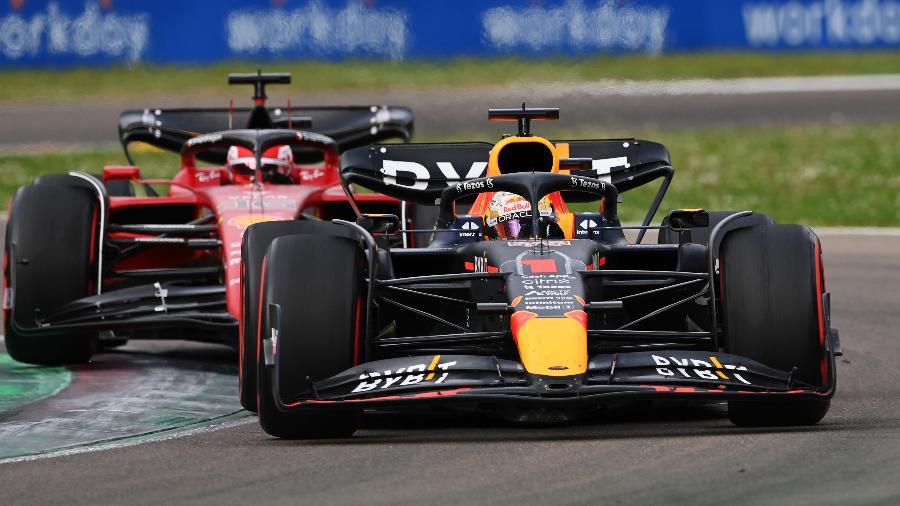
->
0, 351, 72, 416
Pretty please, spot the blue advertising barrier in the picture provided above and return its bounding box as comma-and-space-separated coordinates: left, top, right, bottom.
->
2, 0, 900, 67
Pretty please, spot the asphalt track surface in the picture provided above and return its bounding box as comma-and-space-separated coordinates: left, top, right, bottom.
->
3, 76, 900, 147
0, 231, 897, 505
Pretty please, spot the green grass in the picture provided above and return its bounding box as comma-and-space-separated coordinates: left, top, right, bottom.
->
3, 51, 900, 102
0, 149, 175, 206
615, 124, 900, 227
2, 123, 899, 226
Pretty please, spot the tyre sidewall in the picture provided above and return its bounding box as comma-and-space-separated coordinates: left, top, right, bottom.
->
720, 224, 830, 426
5, 179, 98, 365
256, 233, 363, 438
239, 220, 359, 412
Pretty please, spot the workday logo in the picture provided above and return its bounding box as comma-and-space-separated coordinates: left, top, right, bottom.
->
743, 0, 900, 47
481, 0, 670, 54
0, 2, 149, 61
226, 0, 409, 60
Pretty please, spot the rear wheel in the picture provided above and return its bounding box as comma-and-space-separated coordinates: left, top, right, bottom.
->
721, 224, 830, 426
4, 178, 99, 365
257, 232, 363, 438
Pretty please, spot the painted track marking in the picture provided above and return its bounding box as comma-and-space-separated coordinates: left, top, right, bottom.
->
0, 413, 254, 465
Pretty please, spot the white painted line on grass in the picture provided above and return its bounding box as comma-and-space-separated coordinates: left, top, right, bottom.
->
515, 74, 900, 98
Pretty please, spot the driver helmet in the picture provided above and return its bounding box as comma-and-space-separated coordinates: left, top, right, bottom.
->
226, 145, 294, 182
485, 192, 556, 239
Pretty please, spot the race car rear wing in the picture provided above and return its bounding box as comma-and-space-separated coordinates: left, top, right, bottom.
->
118, 106, 414, 165
341, 142, 493, 204
340, 139, 671, 206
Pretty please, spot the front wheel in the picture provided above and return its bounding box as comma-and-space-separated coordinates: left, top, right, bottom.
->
720, 224, 831, 426
240, 220, 359, 412
257, 231, 364, 438
4, 178, 99, 365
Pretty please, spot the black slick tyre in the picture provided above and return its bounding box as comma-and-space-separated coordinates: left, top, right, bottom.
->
720, 224, 830, 426
240, 220, 358, 413
240, 221, 305, 412
4, 179, 99, 365
257, 232, 363, 439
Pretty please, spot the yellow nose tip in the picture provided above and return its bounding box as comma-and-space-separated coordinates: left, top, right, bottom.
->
512, 315, 588, 376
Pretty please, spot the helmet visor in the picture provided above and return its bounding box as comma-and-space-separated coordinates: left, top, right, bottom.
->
492, 214, 533, 239
485, 192, 554, 239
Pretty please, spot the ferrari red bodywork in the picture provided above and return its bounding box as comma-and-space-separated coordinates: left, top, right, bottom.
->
3, 72, 414, 353
102, 154, 400, 342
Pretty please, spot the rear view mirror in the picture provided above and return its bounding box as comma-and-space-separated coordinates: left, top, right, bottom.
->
358, 214, 401, 235
668, 209, 710, 229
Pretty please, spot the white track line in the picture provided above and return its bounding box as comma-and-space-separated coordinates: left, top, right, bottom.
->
0, 415, 255, 465
518, 74, 900, 97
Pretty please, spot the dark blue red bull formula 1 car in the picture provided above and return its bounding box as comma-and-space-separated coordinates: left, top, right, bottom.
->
244, 106, 840, 438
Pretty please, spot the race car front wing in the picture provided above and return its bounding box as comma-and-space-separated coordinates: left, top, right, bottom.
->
265, 348, 836, 416
263, 282, 838, 417
9, 283, 237, 343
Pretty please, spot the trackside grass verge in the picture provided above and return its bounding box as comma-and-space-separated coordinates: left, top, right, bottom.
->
2, 51, 900, 102
1, 123, 898, 226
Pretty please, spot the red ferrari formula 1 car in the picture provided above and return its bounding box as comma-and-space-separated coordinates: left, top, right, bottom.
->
245, 107, 840, 438
2, 72, 414, 401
